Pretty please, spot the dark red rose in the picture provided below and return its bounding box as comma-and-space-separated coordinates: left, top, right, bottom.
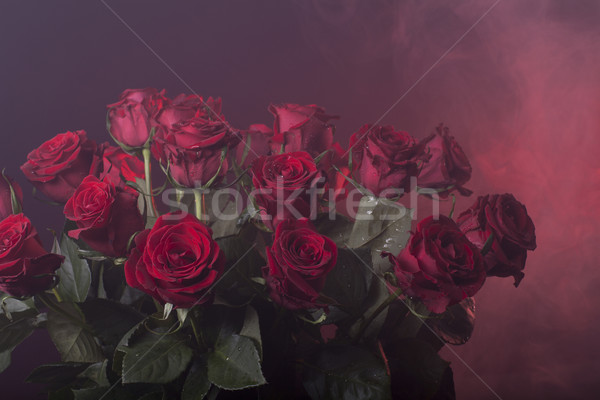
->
350, 124, 426, 197
64, 175, 144, 258
157, 94, 222, 130
20, 130, 98, 203
152, 116, 240, 188
0, 173, 23, 221
263, 219, 337, 310
383, 215, 486, 314
124, 212, 225, 308
0, 214, 64, 297
251, 151, 322, 230
457, 194, 536, 286
107, 88, 167, 148
269, 103, 338, 157
99, 145, 145, 190
417, 124, 472, 197
234, 124, 273, 169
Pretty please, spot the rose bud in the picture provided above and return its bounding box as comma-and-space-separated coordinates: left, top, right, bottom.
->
383, 215, 486, 314
349, 124, 426, 197
157, 94, 222, 131
251, 151, 323, 230
417, 124, 473, 197
263, 219, 337, 310
124, 212, 225, 308
20, 130, 99, 203
0, 173, 23, 220
268, 103, 338, 157
234, 124, 273, 169
107, 88, 167, 149
0, 214, 64, 297
64, 175, 144, 258
457, 194, 536, 286
98, 144, 145, 190
152, 117, 240, 188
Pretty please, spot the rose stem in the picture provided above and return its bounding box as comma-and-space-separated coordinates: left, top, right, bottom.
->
142, 147, 156, 218
355, 287, 403, 341
193, 189, 203, 221
175, 188, 184, 204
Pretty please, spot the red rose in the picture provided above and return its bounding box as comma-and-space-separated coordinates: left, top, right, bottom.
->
234, 124, 273, 169
350, 124, 426, 197
124, 212, 225, 308
251, 151, 322, 230
157, 94, 222, 130
0, 214, 64, 297
417, 124, 472, 197
64, 175, 144, 258
263, 219, 337, 310
152, 116, 240, 188
269, 103, 338, 157
457, 194, 536, 286
384, 215, 486, 313
21, 130, 98, 203
99, 145, 145, 190
107, 88, 167, 148
0, 173, 23, 221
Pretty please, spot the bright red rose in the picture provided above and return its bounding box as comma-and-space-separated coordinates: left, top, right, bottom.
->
152, 116, 240, 188
234, 124, 273, 169
251, 151, 322, 230
457, 194, 536, 286
0, 214, 64, 297
0, 173, 23, 221
64, 175, 144, 258
124, 212, 225, 308
21, 130, 99, 203
383, 215, 486, 314
98, 145, 145, 189
263, 219, 337, 310
107, 88, 167, 148
417, 124, 472, 197
157, 94, 222, 130
268, 103, 338, 157
350, 124, 426, 197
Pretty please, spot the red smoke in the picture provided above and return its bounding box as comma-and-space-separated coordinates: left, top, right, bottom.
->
301, 0, 600, 398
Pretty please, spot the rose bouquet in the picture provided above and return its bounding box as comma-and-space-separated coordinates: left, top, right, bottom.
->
0, 89, 536, 399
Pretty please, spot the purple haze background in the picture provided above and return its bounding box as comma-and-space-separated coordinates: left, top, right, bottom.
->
1, 1, 599, 399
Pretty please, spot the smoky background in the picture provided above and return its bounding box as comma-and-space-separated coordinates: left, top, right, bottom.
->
1, 1, 599, 398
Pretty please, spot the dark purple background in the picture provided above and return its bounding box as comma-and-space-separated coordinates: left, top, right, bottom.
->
1, 1, 599, 399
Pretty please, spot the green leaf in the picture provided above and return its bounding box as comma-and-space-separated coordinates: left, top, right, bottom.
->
314, 213, 354, 246
1, 169, 22, 214
239, 306, 262, 360
121, 334, 193, 384
78, 360, 110, 387
53, 235, 91, 302
0, 348, 12, 373
302, 345, 391, 400
46, 302, 104, 363
182, 359, 211, 400
79, 298, 144, 347
207, 334, 266, 390
322, 248, 373, 317
0, 296, 35, 317
26, 363, 90, 388
347, 197, 412, 264
0, 310, 38, 352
